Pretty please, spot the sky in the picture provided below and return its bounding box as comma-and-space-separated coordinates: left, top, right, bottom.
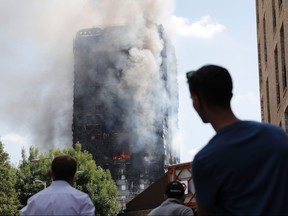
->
0, 0, 261, 165
174, 0, 261, 162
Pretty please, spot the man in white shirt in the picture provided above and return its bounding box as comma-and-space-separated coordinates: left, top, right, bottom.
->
20, 155, 95, 216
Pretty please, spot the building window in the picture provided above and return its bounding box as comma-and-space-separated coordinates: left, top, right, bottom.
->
121, 185, 126, 191
263, 17, 268, 63
278, 0, 282, 9
274, 46, 281, 106
258, 42, 262, 83
280, 25, 287, 90
272, 0, 277, 32
261, 97, 265, 122
266, 79, 271, 122
256, 0, 259, 26
285, 107, 288, 134
95, 133, 102, 139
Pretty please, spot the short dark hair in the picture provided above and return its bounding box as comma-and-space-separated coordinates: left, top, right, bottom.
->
51, 155, 77, 181
187, 65, 233, 107
165, 181, 185, 199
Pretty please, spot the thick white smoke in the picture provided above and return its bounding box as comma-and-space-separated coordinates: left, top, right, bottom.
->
0, 0, 178, 156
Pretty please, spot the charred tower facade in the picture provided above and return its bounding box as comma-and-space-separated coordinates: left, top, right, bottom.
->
72, 26, 179, 201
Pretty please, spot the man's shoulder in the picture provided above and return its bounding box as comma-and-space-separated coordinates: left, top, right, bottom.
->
148, 202, 193, 216
211, 120, 286, 146
32, 181, 89, 199
246, 121, 288, 141
235, 120, 284, 133
193, 120, 288, 170
63, 184, 91, 198
25, 188, 46, 202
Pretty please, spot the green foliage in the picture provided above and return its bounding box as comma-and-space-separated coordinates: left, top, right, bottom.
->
16, 143, 120, 216
16, 147, 52, 206
71, 143, 120, 216
0, 140, 20, 215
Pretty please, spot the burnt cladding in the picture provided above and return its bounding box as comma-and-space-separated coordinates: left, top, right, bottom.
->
72, 26, 179, 199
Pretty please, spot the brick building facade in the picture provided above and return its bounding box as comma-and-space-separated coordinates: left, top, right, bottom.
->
256, 0, 288, 131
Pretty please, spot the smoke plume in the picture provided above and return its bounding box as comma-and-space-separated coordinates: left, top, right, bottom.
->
0, 0, 178, 155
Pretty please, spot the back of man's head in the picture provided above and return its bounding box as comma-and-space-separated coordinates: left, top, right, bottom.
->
51, 155, 77, 183
187, 64, 233, 107
165, 181, 185, 200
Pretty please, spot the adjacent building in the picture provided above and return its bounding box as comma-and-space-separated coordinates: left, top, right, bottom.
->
72, 26, 179, 204
256, 0, 288, 130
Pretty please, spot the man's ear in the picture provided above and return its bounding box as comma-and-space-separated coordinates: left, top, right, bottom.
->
50, 169, 54, 180
163, 194, 168, 200
192, 95, 201, 111
179, 194, 185, 203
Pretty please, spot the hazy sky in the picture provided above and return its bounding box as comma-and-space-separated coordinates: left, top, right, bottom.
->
174, 0, 261, 162
1, 0, 261, 165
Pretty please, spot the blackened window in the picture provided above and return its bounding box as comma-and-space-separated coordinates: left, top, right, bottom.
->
274, 46, 280, 105
280, 25, 287, 90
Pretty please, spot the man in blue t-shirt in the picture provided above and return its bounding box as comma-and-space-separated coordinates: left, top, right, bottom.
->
186, 64, 288, 216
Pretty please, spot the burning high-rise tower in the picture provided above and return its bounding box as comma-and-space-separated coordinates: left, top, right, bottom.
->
72, 25, 179, 202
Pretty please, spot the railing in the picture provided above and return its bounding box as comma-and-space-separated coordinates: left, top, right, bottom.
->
165, 162, 197, 209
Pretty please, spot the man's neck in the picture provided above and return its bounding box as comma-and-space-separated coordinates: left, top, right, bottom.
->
209, 110, 240, 132
53, 178, 74, 186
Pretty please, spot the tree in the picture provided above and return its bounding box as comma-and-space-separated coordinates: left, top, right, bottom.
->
16, 146, 52, 206
0, 140, 20, 215
65, 143, 120, 216
16, 143, 120, 216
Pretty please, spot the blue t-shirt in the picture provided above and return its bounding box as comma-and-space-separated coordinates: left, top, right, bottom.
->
192, 121, 288, 215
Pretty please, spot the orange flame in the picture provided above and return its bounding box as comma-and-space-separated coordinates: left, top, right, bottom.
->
113, 152, 131, 160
